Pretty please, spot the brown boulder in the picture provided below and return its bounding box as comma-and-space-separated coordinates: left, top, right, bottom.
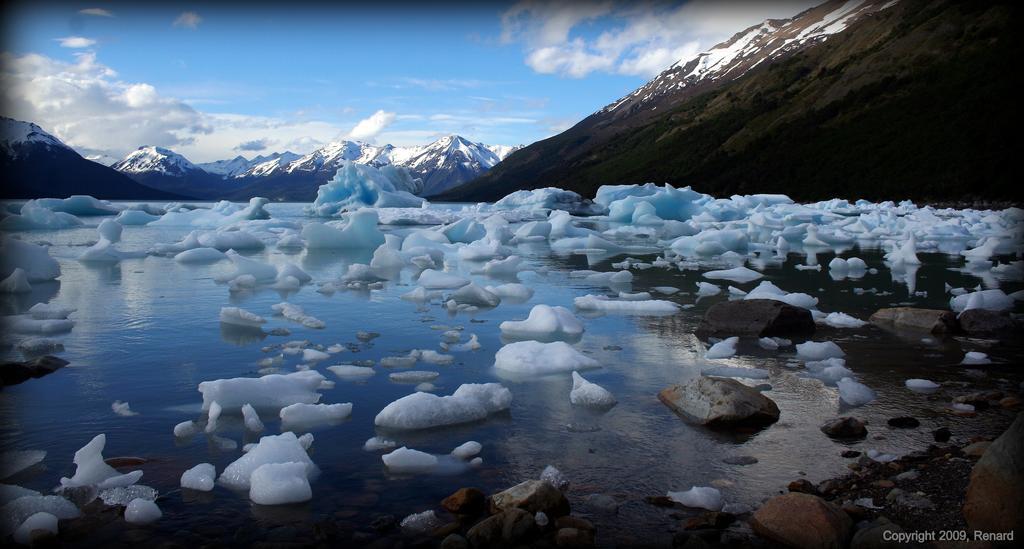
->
659, 377, 780, 428
465, 508, 537, 547
957, 309, 1017, 336
490, 480, 570, 517
964, 412, 1024, 533
442, 487, 487, 516
868, 307, 957, 334
751, 493, 852, 549
697, 299, 815, 337
820, 417, 867, 439
555, 527, 595, 548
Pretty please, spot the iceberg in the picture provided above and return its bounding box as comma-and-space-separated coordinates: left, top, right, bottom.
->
0, 268, 31, 293
569, 372, 617, 409
0, 237, 60, 282
499, 304, 584, 341
218, 432, 316, 491
382, 447, 438, 474
494, 340, 598, 376
59, 434, 143, 490
796, 341, 845, 361
124, 498, 162, 524
181, 463, 216, 492
114, 209, 159, 226
35, 195, 122, 216
704, 337, 738, 359
13, 511, 59, 544
702, 266, 763, 283
219, 307, 266, 328
493, 187, 602, 216
301, 209, 385, 249
279, 402, 353, 427
573, 294, 679, 314
197, 370, 325, 412
307, 162, 424, 216
374, 383, 512, 430
0, 200, 84, 231
249, 462, 312, 505
417, 269, 470, 289
837, 377, 876, 407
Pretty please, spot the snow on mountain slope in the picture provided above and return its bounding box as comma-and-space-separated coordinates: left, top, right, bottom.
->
600, 0, 897, 116
1, 117, 70, 158
113, 146, 203, 177
199, 152, 299, 177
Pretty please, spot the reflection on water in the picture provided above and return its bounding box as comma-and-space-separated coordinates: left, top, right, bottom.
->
1, 202, 1022, 545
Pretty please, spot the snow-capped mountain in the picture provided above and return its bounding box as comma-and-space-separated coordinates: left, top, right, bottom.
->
600, 0, 897, 119
1, 117, 185, 200
112, 146, 228, 198
198, 152, 300, 178
113, 146, 205, 177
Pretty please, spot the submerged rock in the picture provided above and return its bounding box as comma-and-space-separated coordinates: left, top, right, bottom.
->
956, 309, 1018, 337
696, 299, 814, 337
820, 417, 867, 439
868, 307, 958, 334
490, 479, 570, 518
0, 355, 68, 386
751, 493, 851, 549
963, 412, 1024, 534
441, 487, 487, 516
658, 377, 780, 428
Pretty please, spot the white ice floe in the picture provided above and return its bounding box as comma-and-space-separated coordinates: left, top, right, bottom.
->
451, 441, 482, 460
218, 432, 317, 491
374, 383, 512, 430
111, 401, 138, 417
485, 283, 534, 301
382, 447, 438, 474
280, 403, 353, 427
821, 312, 867, 328
696, 282, 721, 297
302, 209, 385, 250
796, 341, 845, 361
950, 289, 1013, 314
0, 237, 61, 282
364, 437, 397, 451
249, 462, 313, 505
59, 434, 143, 490
493, 341, 599, 376
803, 358, 853, 385
573, 294, 679, 314
0, 200, 84, 231
905, 379, 940, 393
328, 364, 376, 379
173, 421, 198, 438
744, 281, 817, 309
837, 377, 876, 407
219, 307, 266, 328
242, 403, 265, 432
13, 511, 59, 544
704, 337, 738, 359
124, 498, 162, 524
417, 269, 470, 289
961, 352, 991, 365
499, 305, 584, 341
180, 463, 216, 492
569, 372, 617, 409
449, 283, 501, 308
703, 266, 763, 283
271, 302, 325, 329
389, 371, 440, 383
175, 247, 227, 263
198, 370, 325, 412
666, 486, 723, 511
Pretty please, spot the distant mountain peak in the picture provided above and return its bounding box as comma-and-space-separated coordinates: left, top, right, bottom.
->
113, 145, 200, 176
1, 116, 70, 157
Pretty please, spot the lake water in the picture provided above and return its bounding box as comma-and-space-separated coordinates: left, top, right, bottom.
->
2, 201, 1022, 547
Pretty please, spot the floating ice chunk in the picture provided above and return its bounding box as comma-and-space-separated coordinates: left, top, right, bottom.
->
866, 449, 897, 463
803, 358, 853, 385
219, 307, 266, 328
619, 291, 652, 301
480, 255, 524, 276
667, 486, 723, 511
180, 463, 216, 492
449, 283, 501, 307
302, 349, 330, 362
307, 161, 424, 214
0, 200, 84, 231
446, 334, 482, 352
218, 432, 316, 491
417, 269, 470, 289
198, 370, 325, 412
369, 242, 406, 272
951, 402, 975, 412
758, 337, 779, 350
704, 337, 738, 359
485, 283, 534, 301
380, 354, 418, 368
249, 462, 312, 505
364, 437, 397, 451
0, 450, 46, 480
961, 352, 991, 365
2, 315, 74, 335
302, 209, 385, 249
441, 218, 486, 243
15, 337, 63, 354
271, 302, 325, 329
457, 239, 505, 261
241, 403, 264, 432
59, 434, 143, 490
2, 496, 80, 538
744, 281, 818, 309
327, 365, 376, 379
399, 509, 445, 534
569, 372, 617, 409
652, 286, 680, 295
382, 447, 438, 474
374, 383, 512, 430
885, 234, 921, 266
36, 195, 122, 216
111, 401, 138, 417
173, 421, 198, 438
500, 305, 583, 341
0, 268, 31, 293
1, 237, 61, 282
822, 312, 867, 328
494, 187, 600, 216
494, 341, 598, 376
415, 349, 455, 365
837, 377, 876, 406
276, 263, 311, 285
114, 209, 159, 226
389, 371, 440, 383
280, 402, 353, 427
276, 231, 305, 250
905, 379, 940, 393
198, 230, 265, 251
540, 464, 569, 491
514, 221, 552, 241
77, 220, 126, 263
703, 267, 763, 283
696, 282, 721, 297
205, 401, 222, 433
13, 511, 59, 544
174, 247, 227, 263
950, 289, 1013, 314
451, 441, 482, 460
796, 341, 845, 361
574, 294, 679, 314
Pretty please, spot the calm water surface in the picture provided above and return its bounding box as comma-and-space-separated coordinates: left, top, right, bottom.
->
2, 202, 1022, 546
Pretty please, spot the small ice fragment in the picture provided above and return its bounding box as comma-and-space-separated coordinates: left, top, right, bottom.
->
124, 498, 161, 524
796, 341, 845, 361
242, 403, 265, 432
704, 337, 738, 359
494, 341, 598, 376
499, 305, 584, 341
173, 421, 198, 438
363, 437, 397, 451
905, 379, 940, 393
111, 401, 138, 417
389, 371, 440, 383
451, 441, 482, 460
399, 509, 444, 534
569, 372, 617, 409
279, 403, 353, 426
180, 463, 216, 492
667, 486, 723, 511
382, 447, 438, 474
961, 352, 991, 365
13, 511, 58, 544
837, 377, 876, 407
249, 462, 312, 505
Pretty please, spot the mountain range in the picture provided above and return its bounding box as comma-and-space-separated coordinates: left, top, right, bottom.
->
445, 0, 1019, 203
0, 118, 185, 201
108, 135, 519, 201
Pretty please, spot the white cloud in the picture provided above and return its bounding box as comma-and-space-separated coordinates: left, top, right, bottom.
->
57, 36, 97, 48
347, 110, 396, 141
79, 8, 114, 17
502, 0, 818, 78
0, 51, 210, 159
173, 12, 202, 29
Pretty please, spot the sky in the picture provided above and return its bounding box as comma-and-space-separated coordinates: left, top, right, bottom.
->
1, 1, 818, 163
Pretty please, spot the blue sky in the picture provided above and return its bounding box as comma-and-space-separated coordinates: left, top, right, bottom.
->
1, 1, 816, 162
